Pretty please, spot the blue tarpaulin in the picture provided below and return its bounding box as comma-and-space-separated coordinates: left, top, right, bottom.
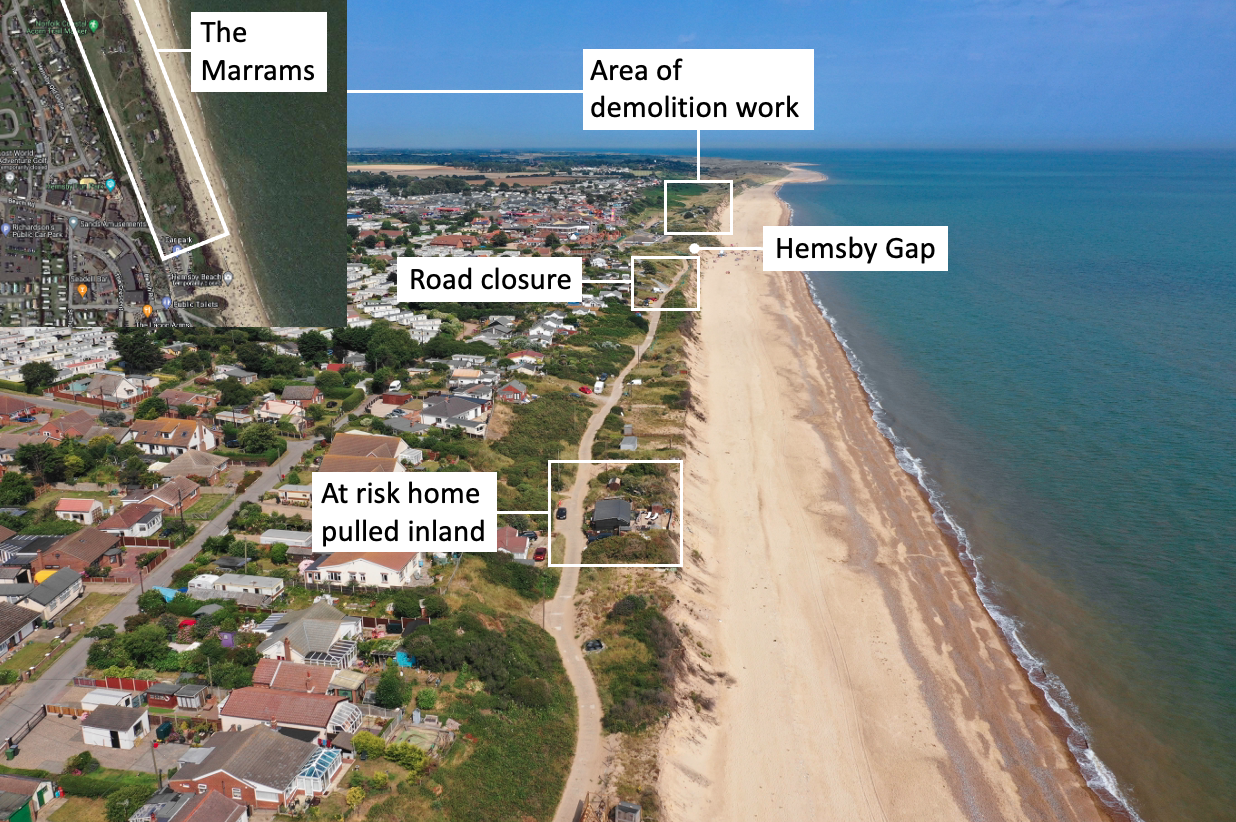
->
395, 651, 416, 668
152, 587, 178, 602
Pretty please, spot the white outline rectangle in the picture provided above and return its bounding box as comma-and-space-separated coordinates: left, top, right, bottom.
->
663, 179, 733, 236
630, 256, 700, 312
547, 459, 684, 568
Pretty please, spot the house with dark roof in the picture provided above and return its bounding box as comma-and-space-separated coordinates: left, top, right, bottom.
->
590, 498, 633, 534
219, 688, 361, 741
23, 567, 83, 621
36, 409, 97, 442
97, 502, 163, 538
0, 789, 35, 822
81, 704, 149, 749
37, 529, 122, 574
170, 726, 336, 808
0, 395, 41, 423
0, 601, 40, 657
279, 386, 322, 408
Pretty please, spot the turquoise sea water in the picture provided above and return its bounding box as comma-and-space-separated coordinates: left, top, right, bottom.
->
761, 151, 1236, 822
168, 0, 345, 324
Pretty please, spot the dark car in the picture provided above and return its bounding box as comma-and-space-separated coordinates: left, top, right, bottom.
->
583, 639, 605, 653
555, 507, 567, 520
519, 530, 537, 540
533, 546, 547, 562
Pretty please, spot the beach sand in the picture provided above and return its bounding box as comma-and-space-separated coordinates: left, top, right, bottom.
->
123, 0, 269, 326
656, 167, 1110, 821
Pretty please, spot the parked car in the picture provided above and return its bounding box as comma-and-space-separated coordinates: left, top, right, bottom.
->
583, 639, 605, 653
533, 546, 547, 561
579, 386, 592, 394
519, 530, 537, 539
556, 507, 567, 520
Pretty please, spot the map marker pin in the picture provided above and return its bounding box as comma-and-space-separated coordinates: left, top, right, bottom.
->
3, 172, 12, 183
104, 179, 115, 192
76, 284, 88, 298
162, 296, 172, 309
171, 244, 183, 254
221, 271, 234, 285
88, 19, 100, 33
142, 304, 153, 319
69, 216, 79, 230
0, 224, 9, 237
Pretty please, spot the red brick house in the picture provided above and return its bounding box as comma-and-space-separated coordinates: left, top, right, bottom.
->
122, 476, 202, 516
428, 234, 478, 249
0, 394, 41, 423
279, 385, 322, 408
37, 409, 97, 441
497, 381, 528, 403
37, 528, 122, 573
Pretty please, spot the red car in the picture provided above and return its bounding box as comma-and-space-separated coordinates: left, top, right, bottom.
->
533, 546, 547, 562
579, 386, 592, 394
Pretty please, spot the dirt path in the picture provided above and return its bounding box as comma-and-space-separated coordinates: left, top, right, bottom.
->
548, 264, 688, 822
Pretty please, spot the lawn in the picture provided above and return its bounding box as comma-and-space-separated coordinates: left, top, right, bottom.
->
50, 797, 106, 822
183, 493, 232, 520
62, 593, 126, 630
27, 488, 119, 511
0, 641, 57, 674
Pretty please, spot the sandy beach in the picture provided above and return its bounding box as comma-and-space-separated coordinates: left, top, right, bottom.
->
656, 167, 1111, 821
123, 0, 269, 326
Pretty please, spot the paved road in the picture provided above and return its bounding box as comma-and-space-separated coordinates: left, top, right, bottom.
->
549, 265, 687, 822
0, 435, 317, 743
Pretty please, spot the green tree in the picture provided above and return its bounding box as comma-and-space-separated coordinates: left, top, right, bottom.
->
373, 665, 406, 709
177, 403, 199, 419
384, 743, 428, 776
19, 361, 57, 393
544, 232, 560, 248
215, 377, 255, 408
134, 397, 168, 420
491, 230, 510, 247
114, 330, 164, 374
351, 730, 385, 759
305, 403, 326, 422
97, 409, 127, 426
421, 594, 449, 618
297, 330, 331, 364
415, 687, 436, 710
0, 472, 35, 505
16, 441, 59, 482
269, 542, 288, 565
345, 786, 365, 812
315, 370, 344, 389
62, 454, 85, 482
119, 456, 147, 486
238, 422, 280, 454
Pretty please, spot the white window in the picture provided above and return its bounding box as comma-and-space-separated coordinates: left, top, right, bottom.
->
231, 788, 242, 800
328, 572, 341, 582
380, 574, 388, 583
355, 573, 366, 582
197, 784, 207, 794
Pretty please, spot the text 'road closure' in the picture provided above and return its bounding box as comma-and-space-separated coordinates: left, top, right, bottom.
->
396, 256, 582, 303
312, 472, 497, 552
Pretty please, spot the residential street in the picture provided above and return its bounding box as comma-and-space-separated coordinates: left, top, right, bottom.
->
0, 434, 317, 746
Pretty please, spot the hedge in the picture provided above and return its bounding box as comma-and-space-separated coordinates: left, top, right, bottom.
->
0, 764, 52, 779
339, 389, 365, 413
323, 386, 357, 400
213, 447, 281, 465
0, 380, 28, 393
58, 774, 120, 798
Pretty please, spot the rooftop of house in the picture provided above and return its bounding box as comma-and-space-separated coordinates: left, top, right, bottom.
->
174, 725, 316, 788
54, 498, 101, 513
220, 687, 344, 728
252, 658, 335, 694
0, 601, 38, 639
81, 704, 147, 731
97, 502, 161, 531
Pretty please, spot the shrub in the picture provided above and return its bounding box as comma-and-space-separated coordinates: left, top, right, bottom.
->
421, 594, 449, 618
367, 772, 389, 792
65, 751, 101, 775
84, 623, 117, 639
0, 670, 17, 685
415, 688, 437, 710
609, 595, 647, 619
508, 676, 551, 709
351, 730, 386, 759
58, 774, 117, 798
384, 742, 428, 776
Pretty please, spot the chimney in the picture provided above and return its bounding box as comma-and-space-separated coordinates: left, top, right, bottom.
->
282, 637, 291, 660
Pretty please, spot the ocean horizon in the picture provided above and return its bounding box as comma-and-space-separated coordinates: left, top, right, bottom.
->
752, 149, 1235, 822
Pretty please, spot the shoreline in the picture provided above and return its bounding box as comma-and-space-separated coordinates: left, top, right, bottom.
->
657, 165, 1112, 821
122, 0, 270, 326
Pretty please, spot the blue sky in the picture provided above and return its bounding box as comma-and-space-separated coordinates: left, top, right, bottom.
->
347, 0, 1236, 150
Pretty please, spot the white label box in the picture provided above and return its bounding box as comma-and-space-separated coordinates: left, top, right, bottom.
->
396, 256, 582, 303
583, 49, 814, 130
191, 12, 327, 92
763, 226, 949, 271
312, 472, 497, 552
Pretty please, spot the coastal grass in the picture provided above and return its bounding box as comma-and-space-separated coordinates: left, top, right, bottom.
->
49, 796, 107, 822
399, 576, 576, 822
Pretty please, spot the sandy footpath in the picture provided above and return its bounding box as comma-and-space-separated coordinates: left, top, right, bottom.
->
656, 167, 1110, 821
123, 0, 268, 326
